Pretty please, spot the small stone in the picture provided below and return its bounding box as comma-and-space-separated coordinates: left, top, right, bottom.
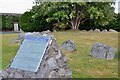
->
94, 29, 100, 32
65, 69, 72, 78
63, 56, 68, 63
109, 29, 117, 32
6, 68, 16, 74
57, 59, 66, 68
35, 64, 50, 78
24, 71, 36, 77
55, 51, 62, 59
0, 71, 3, 79
89, 29, 93, 32
102, 29, 107, 32
16, 69, 25, 75
53, 30, 57, 32
65, 69, 72, 77
2, 70, 10, 78
47, 58, 59, 69
51, 39, 59, 51
61, 40, 76, 52
40, 60, 47, 68
48, 70, 59, 78
47, 46, 56, 58
9, 73, 14, 78
14, 73, 23, 78
58, 69, 66, 77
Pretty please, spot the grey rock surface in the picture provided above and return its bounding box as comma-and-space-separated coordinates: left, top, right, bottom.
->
47, 57, 59, 69
1, 31, 72, 78
102, 29, 107, 32
89, 29, 93, 32
94, 29, 100, 32
109, 29, 117, 32
58, 68, 66, 77
48, 70, 59, 78
90, 43, 115, 60
62, 40, 76, 52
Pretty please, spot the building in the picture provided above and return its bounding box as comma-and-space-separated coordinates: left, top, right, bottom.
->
0, 13, 22, 31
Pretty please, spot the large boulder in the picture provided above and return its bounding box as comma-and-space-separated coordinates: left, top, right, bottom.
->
61, 40, 76, 52
1, 32, 72, 78
90, 43, 115, 60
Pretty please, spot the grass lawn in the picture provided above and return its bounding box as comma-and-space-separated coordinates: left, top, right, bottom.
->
1, 31, 119, 78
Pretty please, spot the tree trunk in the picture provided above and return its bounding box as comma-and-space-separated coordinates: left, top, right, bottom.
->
71, 17, 81, 30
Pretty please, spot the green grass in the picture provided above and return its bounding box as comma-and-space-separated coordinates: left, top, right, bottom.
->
0, 34, 2, 69
1, 31, 119, 78
52, 31, 118, 78
2, 34, 19, 70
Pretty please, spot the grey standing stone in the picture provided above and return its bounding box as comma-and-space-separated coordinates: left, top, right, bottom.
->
62, 40, 76, 52
90, 43, 115, 60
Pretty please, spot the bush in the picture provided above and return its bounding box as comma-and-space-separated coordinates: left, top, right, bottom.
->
19, 12, 53, 32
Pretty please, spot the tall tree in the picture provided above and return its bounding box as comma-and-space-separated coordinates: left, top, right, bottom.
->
44, 2, 115, 30
28, 1, 116, 30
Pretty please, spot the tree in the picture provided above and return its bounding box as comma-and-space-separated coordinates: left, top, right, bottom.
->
19, 12, 34, 32
5, 15, 14, 30
19, 8, 53, 32
20, 1, 115, 31
34, 2, 115, 30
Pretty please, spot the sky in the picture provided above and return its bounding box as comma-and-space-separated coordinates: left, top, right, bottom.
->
0, 0, 34, 13
0, 0, 119, 14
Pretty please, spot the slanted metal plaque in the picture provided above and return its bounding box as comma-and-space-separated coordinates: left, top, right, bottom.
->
10, 35, 51, 72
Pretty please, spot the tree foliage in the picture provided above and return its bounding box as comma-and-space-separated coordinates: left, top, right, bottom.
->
20, 1, 117, 31
19, 9, 53, 32
32, 2, 115, 30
